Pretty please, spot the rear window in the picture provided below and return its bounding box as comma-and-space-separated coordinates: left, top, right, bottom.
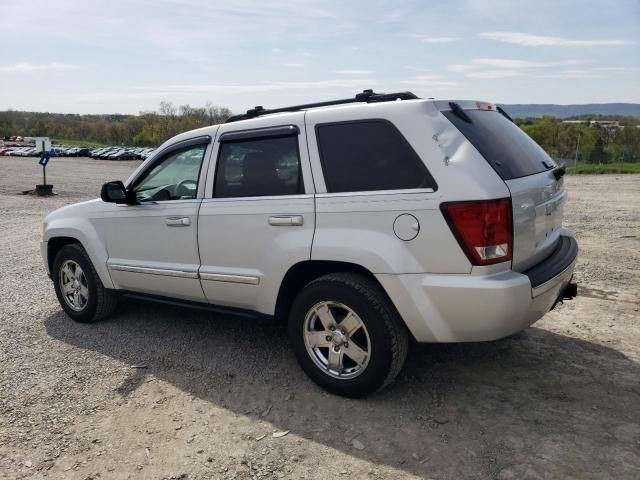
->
316, 120, 436, 193
442, 109, 555, 180
214, 136, 302, 198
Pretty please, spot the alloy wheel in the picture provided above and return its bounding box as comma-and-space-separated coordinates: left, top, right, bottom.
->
59, 260, 89, 311
303, 301, 371, 379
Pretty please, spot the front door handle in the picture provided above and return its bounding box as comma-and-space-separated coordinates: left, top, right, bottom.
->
165, 216, 190, 226
268, 215, 304, 226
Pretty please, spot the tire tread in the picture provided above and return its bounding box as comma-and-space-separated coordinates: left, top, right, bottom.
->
304, 272, 409, 393
56, 243, 117, 322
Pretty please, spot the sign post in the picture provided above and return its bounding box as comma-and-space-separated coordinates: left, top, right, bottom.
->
39, 153, 50, 182
35, 138, 53, 196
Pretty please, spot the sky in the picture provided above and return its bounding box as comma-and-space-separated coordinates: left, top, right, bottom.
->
0, 0, 638, 114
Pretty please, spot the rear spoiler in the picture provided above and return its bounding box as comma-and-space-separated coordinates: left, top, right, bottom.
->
437, 100, 514, 123
553, 162, 567, 180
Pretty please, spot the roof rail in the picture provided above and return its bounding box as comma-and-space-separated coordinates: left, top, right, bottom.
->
225, 89, 420, 123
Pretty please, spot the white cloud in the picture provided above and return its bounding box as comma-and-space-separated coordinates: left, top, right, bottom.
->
1, 62, 81, 73
401, 75, 458, 88
472, 58, 585, 69
592, 66, 640, 73
447, 58, 588, 78
560, 69, 597, 78
415, 35, 461, 44
334, 69, 373, 75
282, 63, 306, 68
130, 78, 379, 96
466, 70, 521, 79
70, 78, 381, 109
480, 31, 634, 47
539, 69, 600, 79
447, 64, 476, 72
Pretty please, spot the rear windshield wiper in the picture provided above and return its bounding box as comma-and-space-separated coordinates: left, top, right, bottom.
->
448, 102, 472, 123
496, 106, 514, 123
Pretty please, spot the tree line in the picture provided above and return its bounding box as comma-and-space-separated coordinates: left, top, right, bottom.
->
516, 115, 640, 164
0, 102, 232, 147
1, 103, 639, 164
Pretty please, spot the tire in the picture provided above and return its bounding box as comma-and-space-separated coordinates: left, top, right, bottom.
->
52, 243, 118, 323
288, 272, 409, 398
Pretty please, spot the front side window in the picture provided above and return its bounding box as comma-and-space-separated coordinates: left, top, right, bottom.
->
214, 135, 303, 198
133, 144, 207, 202
316, 120, 436, 193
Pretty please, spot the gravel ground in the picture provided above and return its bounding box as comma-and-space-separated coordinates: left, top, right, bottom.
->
0, 156, 639, 480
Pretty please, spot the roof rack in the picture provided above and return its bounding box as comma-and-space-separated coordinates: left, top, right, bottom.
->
225, 89, 420, 123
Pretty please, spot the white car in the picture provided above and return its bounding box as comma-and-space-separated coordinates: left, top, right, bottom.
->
41, 90, 578, 397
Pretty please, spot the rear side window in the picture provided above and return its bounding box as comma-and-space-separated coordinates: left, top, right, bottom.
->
214, 135, 303, 198
316, 120, 436, 193
442, 109, 555, 180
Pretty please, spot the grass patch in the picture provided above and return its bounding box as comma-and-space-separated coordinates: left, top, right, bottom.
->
567, 163, 640, 174
52, 138, 112, 148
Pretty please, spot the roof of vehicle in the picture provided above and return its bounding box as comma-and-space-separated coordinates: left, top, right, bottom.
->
225, 90, 422, 123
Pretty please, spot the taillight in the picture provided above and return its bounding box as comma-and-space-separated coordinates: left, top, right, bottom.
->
440, 198, 513, 266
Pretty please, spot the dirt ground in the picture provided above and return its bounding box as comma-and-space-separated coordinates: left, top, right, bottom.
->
0, 156, 638, 480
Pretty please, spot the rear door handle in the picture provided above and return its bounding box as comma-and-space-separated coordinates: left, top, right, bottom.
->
268, 215, 304, 226
165, 216, 190, 226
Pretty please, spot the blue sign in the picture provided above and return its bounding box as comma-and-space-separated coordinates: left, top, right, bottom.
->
39, 153, 50, 167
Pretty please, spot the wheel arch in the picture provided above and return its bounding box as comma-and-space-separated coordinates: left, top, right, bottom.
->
47, 236, 82, 273
45, 224, 114, 289
274, 260, 393, 323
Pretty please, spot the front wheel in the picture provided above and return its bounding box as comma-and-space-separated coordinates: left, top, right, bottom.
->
52, 243, 118, 323
288, 273, 409, 397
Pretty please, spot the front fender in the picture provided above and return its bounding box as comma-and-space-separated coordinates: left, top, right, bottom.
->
44, 216, 114, 289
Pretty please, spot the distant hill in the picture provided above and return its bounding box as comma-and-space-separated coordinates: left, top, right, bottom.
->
499, 103, 640, 119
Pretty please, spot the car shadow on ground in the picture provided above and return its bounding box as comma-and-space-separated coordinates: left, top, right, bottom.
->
44, 299, 640, 477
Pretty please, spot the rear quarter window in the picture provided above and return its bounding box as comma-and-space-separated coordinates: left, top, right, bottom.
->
442, 109, 555, 180
316, 120, 436, 193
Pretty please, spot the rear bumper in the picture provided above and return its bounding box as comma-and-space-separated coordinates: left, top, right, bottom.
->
376, 235, 578, 343
524, 236, 578, 294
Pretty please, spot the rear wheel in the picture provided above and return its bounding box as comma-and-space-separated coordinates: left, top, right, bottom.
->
288, 273, 409, 397
52, 243, 118, 323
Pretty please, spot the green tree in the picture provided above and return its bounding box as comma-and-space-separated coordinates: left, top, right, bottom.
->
0, 102, 233, 147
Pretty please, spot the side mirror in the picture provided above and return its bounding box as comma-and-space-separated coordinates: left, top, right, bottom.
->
101, 180, 132, 204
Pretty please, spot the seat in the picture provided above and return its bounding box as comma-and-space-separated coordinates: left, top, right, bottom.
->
241, 152, 285, 196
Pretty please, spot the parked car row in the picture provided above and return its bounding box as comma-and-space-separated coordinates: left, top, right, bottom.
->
0, 144, 154, 160
0, 146, 41, 156
90, 147, 154, 160
51, 147, 93, 157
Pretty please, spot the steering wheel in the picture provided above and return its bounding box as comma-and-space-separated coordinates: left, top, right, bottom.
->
176, 179, 197, 198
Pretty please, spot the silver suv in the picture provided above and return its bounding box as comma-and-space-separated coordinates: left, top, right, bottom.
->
41, 90, 578, 397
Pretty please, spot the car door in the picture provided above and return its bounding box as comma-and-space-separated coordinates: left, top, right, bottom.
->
198, 113, 315, 315
94, 135, 214, 302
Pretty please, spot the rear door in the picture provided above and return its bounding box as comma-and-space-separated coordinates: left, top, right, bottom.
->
197, 114, 316, 314
440, 102, 566, 271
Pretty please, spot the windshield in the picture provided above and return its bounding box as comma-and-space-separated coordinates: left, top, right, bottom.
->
442, 109, 555, 180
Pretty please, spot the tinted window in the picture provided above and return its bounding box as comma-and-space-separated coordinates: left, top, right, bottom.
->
316, 120, 435, 193
133, 144, 206, 202
214, 135, 303, 198
443, 110, 555, 180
